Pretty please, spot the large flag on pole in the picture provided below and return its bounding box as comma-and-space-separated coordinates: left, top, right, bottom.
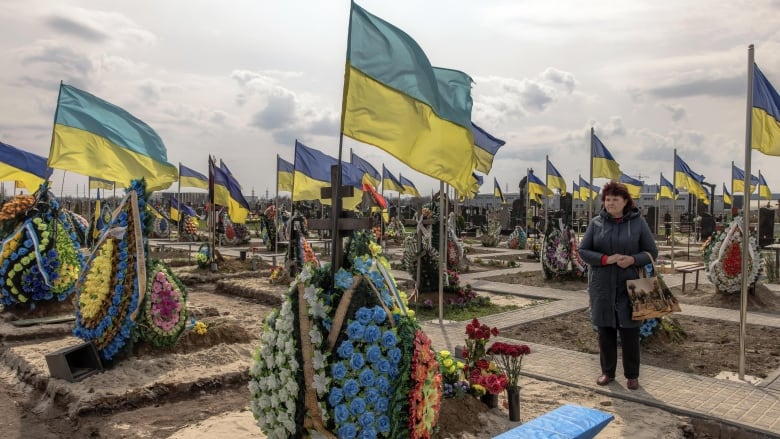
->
342, 3, 476, 195
657, 173, 678, 200
277, 156, 294, 193
381, 165, 404, 193
579, 176, 600, 201
591, 133, 622, 180
350, 151, 381, 188
732, 164, 758, 194
546, 158, 567, 193
619, 173, 643, 199
528, 172, 553, 202
179, 163, 209, 190
48, 83, 177, 191
471, 122, 505, 175
572, 181, 580, 200
723, 184, 733, 206
292, 140, 364, 209
493, 178, 506, 204
0, 141, 50, 191
758, 171, 772, 200
88, 176, 114, 191
400, 175, 420, 197
752, 64, 780, 156
674, 155, 707, 201
210, 160, 250, 224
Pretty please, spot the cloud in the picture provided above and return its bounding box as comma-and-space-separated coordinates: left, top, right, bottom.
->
663, 103, 686, 122
251, 94, 296, 130
16, 41, 95, 88
42, 8, 156, 46
646, 75, 743, 99
45, 15, 108, 42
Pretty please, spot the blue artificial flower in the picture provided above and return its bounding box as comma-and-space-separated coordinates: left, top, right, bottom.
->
350, 353, 365, 370
375, 376, 390, 394
365, 345, 382, 364
344, 379, 360, 398
353, 256, 371, 274
376, 359, 391, 374
356, 307, 373, 325
381, 330, 397, 348
359, 368, 375, 387
375, 397, 389, 413
335, 268, 355, 291
337, 423, 357, 439
349, 397, 366, 415
363, 325, 381, 344
323, 317, 333, 332
388, 347, 402, 364
368, 271, 384, 290
335, 403, 350, 424
388, 364, 399, 379
332, 362, 348, 380
347, 321, 365, 341
377, 415, 391, 434
329, 386, 345, 407
359, 427, 377, 439
358, 411, 375, 429
337, 340, 354, 359
364, 388, 380, 405
372, 306, 386, 324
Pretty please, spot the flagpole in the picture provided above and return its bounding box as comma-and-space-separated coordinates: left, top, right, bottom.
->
671, 150, 677, 270
438, 180, 445, 324
526, 168, 531, 234
275, 154, 280, 254
177, 163, 183, 242
739, 44, 755, 380
544, 155, 550, 235
589, 128, 594, 221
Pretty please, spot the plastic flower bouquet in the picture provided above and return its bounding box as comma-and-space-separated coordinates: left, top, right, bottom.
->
486, 341, 531, 390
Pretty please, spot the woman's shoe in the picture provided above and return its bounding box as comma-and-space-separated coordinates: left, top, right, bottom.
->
596, 375, 613, 386
626, 378, 639, 390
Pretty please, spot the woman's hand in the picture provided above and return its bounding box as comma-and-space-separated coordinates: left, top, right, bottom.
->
616, 255, 635, 268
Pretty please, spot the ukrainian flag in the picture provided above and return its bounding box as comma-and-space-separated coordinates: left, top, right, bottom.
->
732, 164, 758, 194
211, 159, 250, 224
179, 163, 209, 190
752, 64, 780, 156
350, 151, 381, 188
657, 173, 678, 200
723, 184, 733, 206
0, 141, 49, 191
591, 133, 622, 180
277, 155, 294, 193
528, 172, 553, 202
293, 141, 364, 210
170, 197, 197, 222
546, 158, 567, 193
89, 176, 114, 191
572, 181, 580, 200
400, 175, 420, 197
494, 178, 506, 204
343, 3, 476, 195
619, 173, 643, 199
48, 83, 177, 191
579, 176, 600, 201
758, 171, 772, 200
674, 155, 707, 201
382, 165, 404, 193
471, 122, 505, 175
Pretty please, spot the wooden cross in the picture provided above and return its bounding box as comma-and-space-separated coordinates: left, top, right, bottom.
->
306, 165, 370, 273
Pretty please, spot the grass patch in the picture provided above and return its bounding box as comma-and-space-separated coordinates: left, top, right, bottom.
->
411, 302, 519, 322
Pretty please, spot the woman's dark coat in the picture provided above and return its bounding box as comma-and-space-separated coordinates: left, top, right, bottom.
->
579, 207, 658, 328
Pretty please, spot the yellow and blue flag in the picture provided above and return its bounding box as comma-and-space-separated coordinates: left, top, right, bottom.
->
179, 163, 209, 190
572, 181, 580, 200
494, 178, 506, 204
619, 173, 643, 199
529, 172, 553, 202
731, 164, 758, 194
758, 171, 772, 200
657, 173, 678, 200
546, 158, 567, 193
293, 140, 364, 209
277, 155, 294, 193
0, 141, 50, 191
471, 122, 505, 175
752, 64, 780, 156
674, 155, 707, 201
592, 133, 622, 180
49, 83, 177, 191
579, 176, 600, 201
89, 176, 114, 191
343, 3, 476, 195
382, 165, 404, 193
350, 151, 381, 188
723, 184, 732, 206
400, 175, 420, 197
210, 159, 250, 224
170, 197, 197, 222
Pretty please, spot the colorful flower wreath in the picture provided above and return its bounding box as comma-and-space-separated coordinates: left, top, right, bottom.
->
705, 217, 761, 295
507, 227, 527, 250
135, 261, 188, 347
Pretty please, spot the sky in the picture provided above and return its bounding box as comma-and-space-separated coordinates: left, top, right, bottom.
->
1, 0, 779, 201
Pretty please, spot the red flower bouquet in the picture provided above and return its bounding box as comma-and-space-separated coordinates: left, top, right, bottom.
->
487, 341, 531, 389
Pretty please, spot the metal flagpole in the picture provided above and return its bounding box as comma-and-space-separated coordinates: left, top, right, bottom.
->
671, 150, 677, 270
738, 44, 755, 380
438, 180, 445, 324
275, 154, 280, 254
177, 163, 182, 242
544, 155, 550, 234
589, 127, 594, 221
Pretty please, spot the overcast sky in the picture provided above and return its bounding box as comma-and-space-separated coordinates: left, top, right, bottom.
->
1, 0, 779, 201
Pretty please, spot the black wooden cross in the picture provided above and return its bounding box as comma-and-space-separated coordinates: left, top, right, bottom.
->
306, 165, 370, 273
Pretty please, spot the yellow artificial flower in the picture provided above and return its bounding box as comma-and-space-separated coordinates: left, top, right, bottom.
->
448, 365, 457, 374
369, 242, 382, 257
194, 321, 208, 335
442, 358, 453, 368
456, 361, 464, 369
489, 361, 498, 371
472, 384, 486, 396
439, 350, 451, 358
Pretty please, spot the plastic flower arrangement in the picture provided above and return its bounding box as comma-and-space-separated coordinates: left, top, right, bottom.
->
541, 223, 586, 279
639, 317, 686, 344
436, 350, 468, 398
507, 227, 527, 250
135, 261, 188, 347
193, 320, 208, 335
462, 317, 499, 372
705, 217, 761, 295
486, 342, 531, 390
249, 230, 442, 439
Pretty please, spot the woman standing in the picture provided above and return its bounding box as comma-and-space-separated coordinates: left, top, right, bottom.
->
579, 182, 658, 390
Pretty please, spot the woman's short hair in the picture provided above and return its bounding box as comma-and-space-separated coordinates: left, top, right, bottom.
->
601, 181, 635, 210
